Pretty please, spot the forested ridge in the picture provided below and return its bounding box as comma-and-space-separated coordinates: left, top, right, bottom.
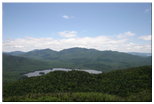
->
3, 48, 151, 82
3, 66, 152, 102
3, 48, 152, 101
3, 54, 53, 82
6, 48, 152, 71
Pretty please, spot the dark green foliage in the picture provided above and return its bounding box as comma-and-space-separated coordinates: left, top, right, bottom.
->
3, 66, 152, 102
3, 54, 53, 82
3, 48, 151, 82
3, 48, 152, 101
17, 47, 152, 71
3, 92, 124, 102
18, 48, 58, 60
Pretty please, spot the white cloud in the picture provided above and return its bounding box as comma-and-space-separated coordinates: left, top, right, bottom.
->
138, 35, 151, 41
58, 31, 77, 38
117, 31, 135, 39
14, 45, 24, 48
62, 15, 73, 19
3, 34, 151, 53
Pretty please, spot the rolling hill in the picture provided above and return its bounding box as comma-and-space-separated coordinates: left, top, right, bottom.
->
3, 54, 53, 82
3, 48, 152, 101
9, 47, 151, 71
3, 47, 152, 82
17, 48, 58, 60
4, 51, 25, 56
3, 66, 152, 102
127, 52, 151, 57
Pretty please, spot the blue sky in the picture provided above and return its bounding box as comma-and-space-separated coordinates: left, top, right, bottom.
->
3, 3, 152, 52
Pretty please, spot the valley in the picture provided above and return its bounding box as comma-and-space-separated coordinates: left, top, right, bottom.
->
3, 47, 152, 102
3, 3, 152, 102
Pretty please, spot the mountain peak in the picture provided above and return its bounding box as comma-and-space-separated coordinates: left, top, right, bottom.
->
60, 47, 100, 52
29, 48, 57, 53
41, 48, 55, 51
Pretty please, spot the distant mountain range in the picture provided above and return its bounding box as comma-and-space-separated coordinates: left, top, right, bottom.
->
5, 48, 151, 57
5, 51, 25, 56
3, 47, 152, 82
127, 52, 151, 57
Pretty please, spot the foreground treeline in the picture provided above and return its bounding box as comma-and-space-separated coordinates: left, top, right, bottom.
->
3, 66, 152, 102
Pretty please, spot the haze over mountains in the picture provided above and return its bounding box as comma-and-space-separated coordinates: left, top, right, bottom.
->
127, 52, 151, 57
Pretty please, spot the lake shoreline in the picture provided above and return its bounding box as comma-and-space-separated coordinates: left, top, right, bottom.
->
24, 68, 102, 77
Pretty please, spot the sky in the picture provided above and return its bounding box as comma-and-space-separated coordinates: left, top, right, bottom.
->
3, 3, 152, 52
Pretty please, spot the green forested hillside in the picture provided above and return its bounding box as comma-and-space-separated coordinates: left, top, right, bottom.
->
3, 66, 152, 102
58, 48, 151, 71
3, 54, 53, 82
9, 47, 151, 71
18, 48, 58, 60
3, 48, 151, 82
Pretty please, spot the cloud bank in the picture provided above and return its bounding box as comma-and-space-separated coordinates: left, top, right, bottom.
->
117, 31, 135, 39
138, 35, 151, 41
3, 32, 151, 53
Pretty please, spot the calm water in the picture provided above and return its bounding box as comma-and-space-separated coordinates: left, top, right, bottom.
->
24, 68, 102, 77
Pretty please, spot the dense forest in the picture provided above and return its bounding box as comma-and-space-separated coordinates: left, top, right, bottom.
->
3, 48, 151, 82
3, 66, 152, 102
3, 48, 152, 102
3, 54, 53, 82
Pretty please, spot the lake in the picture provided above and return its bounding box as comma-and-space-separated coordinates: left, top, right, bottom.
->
24, 68, 102, 77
